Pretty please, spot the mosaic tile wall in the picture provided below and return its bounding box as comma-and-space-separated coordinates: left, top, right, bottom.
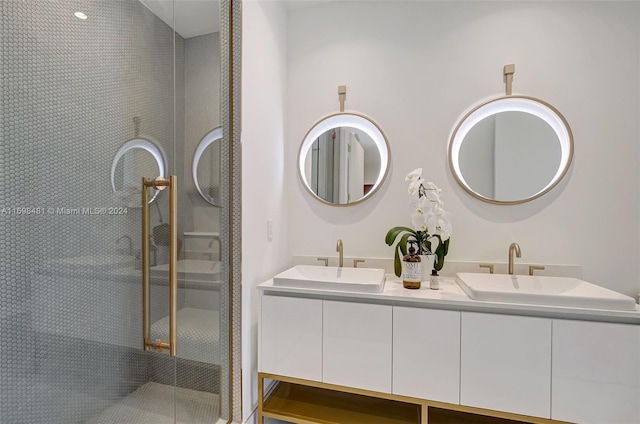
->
230, 0, 243, 420
0, 0, 227, 422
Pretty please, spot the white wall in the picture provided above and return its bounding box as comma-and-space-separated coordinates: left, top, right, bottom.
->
241, 0, 289, 422
286, 1, 640, 297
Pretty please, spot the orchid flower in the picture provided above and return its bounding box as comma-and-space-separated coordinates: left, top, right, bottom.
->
407, 178, 424, 196
385, 170, 452, 277
405, 168, 423, 182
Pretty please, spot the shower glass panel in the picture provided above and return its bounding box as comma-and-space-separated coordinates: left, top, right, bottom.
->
0, 0, 227, 422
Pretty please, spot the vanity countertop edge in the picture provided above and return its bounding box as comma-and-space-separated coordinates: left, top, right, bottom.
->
258, 275, 640, 325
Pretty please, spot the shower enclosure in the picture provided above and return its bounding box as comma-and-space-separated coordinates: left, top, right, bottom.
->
1, 0, 235, 422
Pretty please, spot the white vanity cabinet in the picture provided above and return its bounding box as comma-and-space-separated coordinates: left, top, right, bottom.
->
260, 295, 393, 392
392, 307, 460, 404
551, 319, 640, 424
460, 312, 552, 419
260, 295, 323, 381
323, 300, 392, 393
259, 281, 640, 424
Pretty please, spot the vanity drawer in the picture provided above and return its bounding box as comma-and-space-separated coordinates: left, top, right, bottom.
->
260, 295, 323, 381
552, 319, 640, 423
392, 306, 460, 404
322, 300, 392, 393
460, 312, 552, 419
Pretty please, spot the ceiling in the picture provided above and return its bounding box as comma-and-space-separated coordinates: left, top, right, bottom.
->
138, 0, 220, 39
138, 0, 344, 38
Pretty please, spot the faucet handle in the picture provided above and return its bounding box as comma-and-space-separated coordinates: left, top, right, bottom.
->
353, 259, 365, 268
317, 257, 329, 267
479, 263, 495, 274
529, 265, 545, 276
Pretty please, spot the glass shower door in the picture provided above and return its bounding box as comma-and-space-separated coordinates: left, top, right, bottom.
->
171, 2, 226, 420
0, 0, 226, 422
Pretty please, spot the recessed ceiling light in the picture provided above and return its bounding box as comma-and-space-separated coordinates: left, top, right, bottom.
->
74, 11, 88, 20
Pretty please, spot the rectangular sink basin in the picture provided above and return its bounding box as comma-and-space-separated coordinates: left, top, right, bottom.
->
456, 273, 637, 311
273, 265, 385, 293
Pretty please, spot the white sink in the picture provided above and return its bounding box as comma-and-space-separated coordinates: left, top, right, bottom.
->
273, 265, 385, 293
456, 272, 637, 311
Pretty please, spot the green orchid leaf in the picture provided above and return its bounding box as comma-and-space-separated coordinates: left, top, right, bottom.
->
434, 253, 445, 271
393, 232, 414, 277
385, 226, 415, 246
399, 232, 413, 256
433, 236, 451, 271
393, 242, 403, 277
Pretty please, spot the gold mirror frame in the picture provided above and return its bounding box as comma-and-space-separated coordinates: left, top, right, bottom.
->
192, 127, 223, 207
110, 137, 167, 207
448, 95, 574, 205
298, 112, 391, 207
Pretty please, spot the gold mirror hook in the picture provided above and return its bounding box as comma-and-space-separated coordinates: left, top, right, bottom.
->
338, 85, 347, 112
504, 64, 515, 96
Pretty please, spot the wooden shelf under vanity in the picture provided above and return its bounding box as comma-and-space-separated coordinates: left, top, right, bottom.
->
258, 373, 568, 424
263, 381, 421, 424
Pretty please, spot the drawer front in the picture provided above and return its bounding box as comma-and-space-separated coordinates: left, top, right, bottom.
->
261, 295, 323, 381
461, 312, 551, 418
552, 319, 640, 423
323, 300, 392, 393
393, 306, 460, 404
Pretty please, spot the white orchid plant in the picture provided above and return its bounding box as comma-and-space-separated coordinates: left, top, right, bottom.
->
385, 168, 452, 277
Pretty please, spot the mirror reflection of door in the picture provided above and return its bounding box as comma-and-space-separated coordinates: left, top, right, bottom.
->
299, 114, 390, 206
346, 132, 365, 204
311, 129, 337, 202
309, 126, 376, 204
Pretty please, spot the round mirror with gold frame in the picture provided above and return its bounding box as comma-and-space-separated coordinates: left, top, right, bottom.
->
193, 127, 222, 207
448, 95, 573, 205
298, 112, 391, 206
110, 138, 167, 207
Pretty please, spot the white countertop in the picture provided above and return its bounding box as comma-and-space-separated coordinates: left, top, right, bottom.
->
258, 274, 640, 324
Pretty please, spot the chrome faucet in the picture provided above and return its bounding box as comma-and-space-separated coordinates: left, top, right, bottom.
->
508, 242, 521, 275
336, 239, 344, 268
116, 235, 133, 255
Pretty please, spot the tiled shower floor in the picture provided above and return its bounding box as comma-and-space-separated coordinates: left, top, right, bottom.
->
88, 382, 219, 424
